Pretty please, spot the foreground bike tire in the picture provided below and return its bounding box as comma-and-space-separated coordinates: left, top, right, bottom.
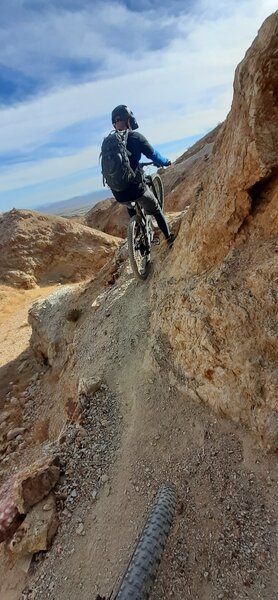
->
114, 483, 176, 600
127, 215, 150, 281
150, 174, 164, 211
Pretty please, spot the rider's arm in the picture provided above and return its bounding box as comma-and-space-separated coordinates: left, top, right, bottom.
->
135, 133, 171, 167
149, 149, 171, 167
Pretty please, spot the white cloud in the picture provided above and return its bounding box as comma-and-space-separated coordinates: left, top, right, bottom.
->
0, 146, 101, 192
0, 0, 277, 206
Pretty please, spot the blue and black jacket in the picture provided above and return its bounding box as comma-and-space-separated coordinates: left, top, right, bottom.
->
111, 131, 169, 203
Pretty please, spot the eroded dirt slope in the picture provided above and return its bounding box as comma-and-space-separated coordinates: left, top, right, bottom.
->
0, 209, 121, 289
5, 261, 276, 600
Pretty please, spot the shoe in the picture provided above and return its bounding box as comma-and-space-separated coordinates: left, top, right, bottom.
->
167, 233, 176, 248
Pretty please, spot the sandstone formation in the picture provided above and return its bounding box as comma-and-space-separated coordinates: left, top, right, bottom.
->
28, 242, 128, 369
7, 493, 58, 562
0, 209, 121, 288
0, 457, 60, 543
150, 12, 278, 449
162, 123, 223, 211
0, 476, 23, 543
85, 198, 129, 239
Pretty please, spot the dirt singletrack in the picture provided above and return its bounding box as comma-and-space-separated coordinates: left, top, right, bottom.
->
0, 271, 277, 600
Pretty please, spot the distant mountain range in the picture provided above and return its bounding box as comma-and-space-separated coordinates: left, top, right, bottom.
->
35, 189, 111, 216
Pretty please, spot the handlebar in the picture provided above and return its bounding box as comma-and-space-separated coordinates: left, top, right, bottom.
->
139, 161, 171, 169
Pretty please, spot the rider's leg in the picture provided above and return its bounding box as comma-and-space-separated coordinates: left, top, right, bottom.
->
137, 187, 171, 239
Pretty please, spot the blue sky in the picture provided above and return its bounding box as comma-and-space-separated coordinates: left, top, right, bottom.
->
0, 0, 276, 212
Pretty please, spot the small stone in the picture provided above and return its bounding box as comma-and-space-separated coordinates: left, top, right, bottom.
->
10, 397, 19, 406
76, 523, 84, 535
70, 489, 77, 498
7, 427, 25, 441
100, 474, 109, 484
78, 377, 102, 397
0, 411, 11, 424
18, 361, 28, 373
10, 452, 20, 461
76, 426, 87, 439
42, 503, 53, 511
104, 484, 111, 497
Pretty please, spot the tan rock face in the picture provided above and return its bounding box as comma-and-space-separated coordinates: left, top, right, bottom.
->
85, 198, 129, 239
14, 456, 60, 514
162, 124, 223, 212
0, 457, 60, 543
150, 13, 278, 450
0, 209, 121, 288
7, 493, 58, 562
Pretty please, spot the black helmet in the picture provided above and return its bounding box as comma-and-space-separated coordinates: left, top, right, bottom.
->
111, 105, 139, 130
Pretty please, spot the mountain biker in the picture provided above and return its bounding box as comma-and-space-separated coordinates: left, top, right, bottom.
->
108, 105, 175, 247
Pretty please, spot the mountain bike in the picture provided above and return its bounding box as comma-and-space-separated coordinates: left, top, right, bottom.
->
96, 482, 176, 600
127, 163, 164, 281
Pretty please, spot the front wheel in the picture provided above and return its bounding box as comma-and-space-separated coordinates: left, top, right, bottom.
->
114, 483, 176, 599
150, 174, 164, 211
127, 216, 150, 281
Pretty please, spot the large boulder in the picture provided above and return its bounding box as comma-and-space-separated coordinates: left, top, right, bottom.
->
85, 198, 129, 239
0, 457, 60, 543
150, 12, 278, 449
6, 494, 58, 562
0, 209, 121, 288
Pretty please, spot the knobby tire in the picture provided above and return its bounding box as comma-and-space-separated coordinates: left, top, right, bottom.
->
114, 483, 176, 600
127, 215, 150, 281
150, 174, 164, 211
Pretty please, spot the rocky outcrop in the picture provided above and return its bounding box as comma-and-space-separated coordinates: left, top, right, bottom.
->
7, 493, 58, 562
0, 209, 121, 288
28, 287, 76, 368
162, 124, 223, 211
0, 457, 60, 543
85, 198, 129, 239
150, 12, 278, 449
28, 242, 128, 369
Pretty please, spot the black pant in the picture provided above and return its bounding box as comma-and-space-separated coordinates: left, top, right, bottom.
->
124, 187, 170, 239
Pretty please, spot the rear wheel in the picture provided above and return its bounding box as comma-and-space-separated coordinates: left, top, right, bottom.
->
127, 216, 150, 281
114, 483, 176, 599
150, 174, 164, 210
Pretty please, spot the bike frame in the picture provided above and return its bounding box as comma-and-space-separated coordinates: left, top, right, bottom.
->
130, 162, 156, 254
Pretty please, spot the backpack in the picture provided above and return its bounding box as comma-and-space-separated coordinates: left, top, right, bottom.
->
100, 130, 136, 192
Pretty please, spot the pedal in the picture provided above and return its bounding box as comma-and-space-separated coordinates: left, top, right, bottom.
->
151, 238, 160, 245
